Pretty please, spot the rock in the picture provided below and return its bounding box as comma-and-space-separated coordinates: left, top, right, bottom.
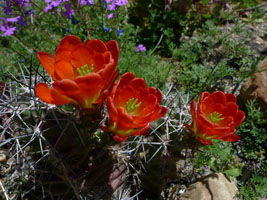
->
249, 36, 267, 55
240, 58, 267, 110
0, 154, 6, 162
179, 173, 239, 200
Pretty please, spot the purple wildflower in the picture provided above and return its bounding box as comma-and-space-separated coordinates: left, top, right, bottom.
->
3, 1, 13, 15
17, 17, 27, 27
71, 16, 79, 24
107, 13, 114, 19
79, 0, 94, 6
13, 0, 30, 7
6, 16, 20, 23
115, 0, 128, 6
63, 3, 75, 19
103, 27, 111, 32
106, 0, 128, 11
25, 9, 36, 16
44, 4, 53, 12
116, 28, 124, 36
136, 44, 146, 52
0, 25, 16, 37
108, 3, 116, 11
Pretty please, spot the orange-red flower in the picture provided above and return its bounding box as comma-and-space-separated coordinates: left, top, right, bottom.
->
184, 91, 245, 145
35, 35, 119, 109
103, 72, 168, 142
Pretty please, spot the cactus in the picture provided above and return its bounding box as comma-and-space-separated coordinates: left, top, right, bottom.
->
0, 58, 192, 199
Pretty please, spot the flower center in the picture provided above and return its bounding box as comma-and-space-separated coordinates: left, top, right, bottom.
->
126, 98, 141, 113
77, 64, 94, 76
210, 112, 224, 123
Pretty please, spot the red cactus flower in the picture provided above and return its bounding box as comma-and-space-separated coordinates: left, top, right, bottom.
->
35, 35, 119, 109
103, 72, 168, 142
184, 91, 245, 145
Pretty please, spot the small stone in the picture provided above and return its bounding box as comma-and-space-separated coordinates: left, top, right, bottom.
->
240, 58, 267, 110
179, 173, 239, 200
0, 154, 6, 162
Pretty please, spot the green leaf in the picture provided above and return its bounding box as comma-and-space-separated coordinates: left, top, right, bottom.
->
202, 0, 209, 5
202, 14, 211, 19
223, 168, 240, 177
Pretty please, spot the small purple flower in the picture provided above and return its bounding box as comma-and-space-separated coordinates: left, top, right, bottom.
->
108, 3, 116, 11
3, 1, 13, 15
6, 16, 20, 23
65, 28, 70, 32
13, 0, 30, 7
63, 3, 75, 19
79, 0, 94, 6
107, 13, 114, 19
25, 9, 36, 16
136, 44, 146, 52
1, 26, 16, 37
103, 27, 110, 32
44, 4, 53, 12
71, 16, 80, 24
51, 0, 61, 7
17, 17, 27, 27
116, 28, 124, 36
115, 0, 128, 6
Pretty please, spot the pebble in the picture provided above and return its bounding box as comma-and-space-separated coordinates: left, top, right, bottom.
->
0, 154, 7, 162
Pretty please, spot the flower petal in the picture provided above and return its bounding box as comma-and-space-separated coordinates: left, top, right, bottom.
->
225, 93, 236, 103
70, 44, 95, 69
106, 40, 119, 65
54, 60, 75, 80
199, 91, 210, 101
113, 135, 128, 143
92, 53, 105, 72
211, 91, 226, 105
116, 107, 134, 130
58, 35, 82, 50
75, 72, 102, 91
220, 133, 240, 142
128, 78, 147, 89
190, 99, 197, 121
107, 96, 118, 122
233, 110, 245, 127
35, 83, 72, 105
37, 52, 55, 76
85, 39, 107, 53
52, 79, 80, 96
148, 87, 162, 103
222, 102, 238, 118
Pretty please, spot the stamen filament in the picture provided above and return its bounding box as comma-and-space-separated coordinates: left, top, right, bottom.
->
126, 98, 142, 113
77, 64, 94, 76
210, 112, 224, 123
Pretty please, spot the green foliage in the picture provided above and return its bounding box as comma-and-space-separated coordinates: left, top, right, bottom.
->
240, 174, 267, 200
0, 0, 129, 73
173, 19, 260, 98
237, 99, 267, 161
231, 0, 262, 8
192, 140, 243, 178
128, 0, 183, 56
118, 42, 171, 89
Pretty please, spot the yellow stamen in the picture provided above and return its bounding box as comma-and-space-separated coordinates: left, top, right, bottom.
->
210, 112, 224, 123
126, 98, 142, 113
77, 64, 94, 76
